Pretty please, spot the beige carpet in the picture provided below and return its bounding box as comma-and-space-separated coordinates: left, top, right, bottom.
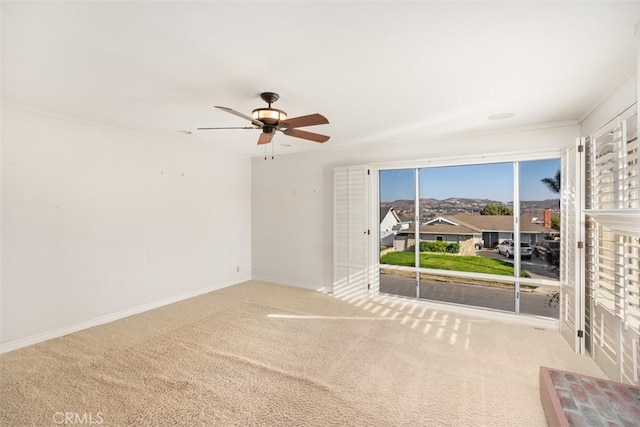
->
1, 281, 604, 426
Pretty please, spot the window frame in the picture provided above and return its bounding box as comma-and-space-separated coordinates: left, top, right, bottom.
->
372, 149, 565, 306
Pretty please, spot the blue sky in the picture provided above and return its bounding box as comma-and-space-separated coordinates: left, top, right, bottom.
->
379, 159, 561, 202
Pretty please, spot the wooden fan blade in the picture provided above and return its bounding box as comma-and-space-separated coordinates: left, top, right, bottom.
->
257, 132, 274, 145
283, 128, 330, 143
279, 113, 329, 129
214, 106, 264, 127
197, 126, 259, 130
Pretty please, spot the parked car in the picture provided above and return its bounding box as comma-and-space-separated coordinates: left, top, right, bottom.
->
496, 239, 532, 259
535, 240, 560, 266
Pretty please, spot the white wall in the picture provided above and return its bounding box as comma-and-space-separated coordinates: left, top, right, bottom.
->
252, 124, 579, 291
580, 73, 637, 136
1, 105, 252, 350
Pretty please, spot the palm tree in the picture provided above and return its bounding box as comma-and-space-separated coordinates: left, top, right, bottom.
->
540, 168, 562, 308
541, 169, 561, 194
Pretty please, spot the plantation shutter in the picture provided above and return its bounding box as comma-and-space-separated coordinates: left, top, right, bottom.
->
585, 105, 640, 383
333, 166, 370, 298
560, 140, 584, 353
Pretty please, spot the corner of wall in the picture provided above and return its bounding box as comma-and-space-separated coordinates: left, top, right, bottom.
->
0, 276, 251, 354
579, 73, 638, 137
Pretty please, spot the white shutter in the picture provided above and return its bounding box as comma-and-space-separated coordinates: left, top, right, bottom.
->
333, 166, 369, 298
585, 105, 640, 384
560, 140, 584, 352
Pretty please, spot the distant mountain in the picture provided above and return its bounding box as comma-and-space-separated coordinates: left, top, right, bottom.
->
381, 197, 560, 222
520, 199, 561, 209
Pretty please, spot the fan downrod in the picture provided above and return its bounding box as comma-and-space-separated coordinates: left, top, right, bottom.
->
260, 92, 279, 106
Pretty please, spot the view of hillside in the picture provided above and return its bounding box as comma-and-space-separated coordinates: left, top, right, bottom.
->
381, 198, 560, 222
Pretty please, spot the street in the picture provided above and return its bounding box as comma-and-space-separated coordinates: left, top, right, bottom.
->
380, 271, 559, 318
476, 248, 560, 280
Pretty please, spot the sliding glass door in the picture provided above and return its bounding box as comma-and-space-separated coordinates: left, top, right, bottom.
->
378, 158, 561, 318
379, 169, 417, 298
519, 159, 562, 318
416, 163, 516, 312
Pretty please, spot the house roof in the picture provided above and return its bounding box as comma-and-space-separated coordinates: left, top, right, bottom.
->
417, 223, 480, 235
397, 221, 479, 236
380, 206, 402, 225
424, 216, 459, 226
398, 213, 551, 235
380, 206, 392, 222
3, 2, 638, 157
447, 213, 549, 233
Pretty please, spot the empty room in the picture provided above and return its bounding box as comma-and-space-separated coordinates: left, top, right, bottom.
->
1, 1, 639, 426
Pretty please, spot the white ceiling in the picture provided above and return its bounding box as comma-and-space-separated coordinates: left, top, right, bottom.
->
2, 1, 639, 157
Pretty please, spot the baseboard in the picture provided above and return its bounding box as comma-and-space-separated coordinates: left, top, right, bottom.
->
252, 275, 328, 293
0, 276, 251, 354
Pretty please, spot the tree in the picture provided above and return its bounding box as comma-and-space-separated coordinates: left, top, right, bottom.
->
541, 169, 561, 194
551, 216, 560, 230
480, 203, 513, 215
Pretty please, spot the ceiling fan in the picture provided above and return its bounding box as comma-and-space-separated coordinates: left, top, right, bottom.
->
198, 92, 330, 145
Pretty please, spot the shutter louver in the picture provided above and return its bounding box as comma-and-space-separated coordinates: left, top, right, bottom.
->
585, 105, 640, 384
333, 166, 369, 299
560, 143, 581, 351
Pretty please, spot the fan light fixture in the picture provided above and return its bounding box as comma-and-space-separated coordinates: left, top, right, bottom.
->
252, 108, 287, 125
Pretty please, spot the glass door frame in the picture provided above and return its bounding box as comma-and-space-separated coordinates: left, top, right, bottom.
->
372, 149, 563, 316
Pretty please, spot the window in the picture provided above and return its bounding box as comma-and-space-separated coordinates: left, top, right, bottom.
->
586, 107, 639, 328
378, 156, 561, 318
584, 104, 639, 384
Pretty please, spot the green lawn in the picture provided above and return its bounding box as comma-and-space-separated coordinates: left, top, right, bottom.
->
380, 251, 526, 277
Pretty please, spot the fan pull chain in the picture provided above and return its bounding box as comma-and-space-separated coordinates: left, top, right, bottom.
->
272, 141, 274, 160
264, 144, 267, 161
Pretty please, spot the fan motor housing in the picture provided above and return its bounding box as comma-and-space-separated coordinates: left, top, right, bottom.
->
260, 92, 279, 104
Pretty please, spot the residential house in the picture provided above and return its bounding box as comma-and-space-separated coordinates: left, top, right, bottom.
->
447, 212, 552, 247
395, 212, 554, 255
379, 206, 408, 246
